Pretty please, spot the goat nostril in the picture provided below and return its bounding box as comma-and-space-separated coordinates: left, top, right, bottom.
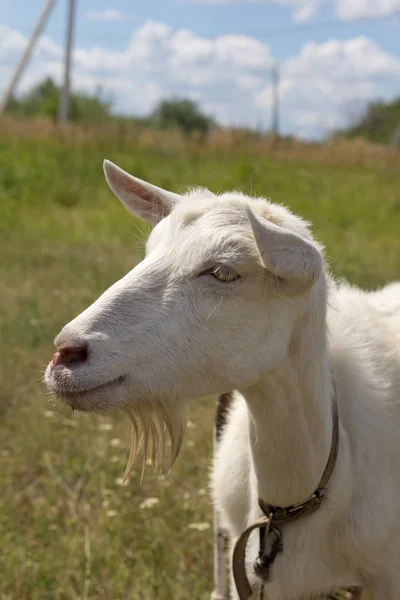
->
52, 344, 88, 368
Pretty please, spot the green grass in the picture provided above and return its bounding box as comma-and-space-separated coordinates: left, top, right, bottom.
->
1, 127, 399, 599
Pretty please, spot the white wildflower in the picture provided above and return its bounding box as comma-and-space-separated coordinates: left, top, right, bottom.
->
115, 477, 129, 486
188, 522, 210, 532
99, 423, 113, 431
139, 497, 159, 510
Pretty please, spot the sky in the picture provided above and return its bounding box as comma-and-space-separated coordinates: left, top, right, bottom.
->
0, 0, 400, 139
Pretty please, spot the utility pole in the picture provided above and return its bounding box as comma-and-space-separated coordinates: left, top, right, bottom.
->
271, 62, 280, 137
390, 122, 400, 147
0, 0, 57, 115
58, 0, 76, 122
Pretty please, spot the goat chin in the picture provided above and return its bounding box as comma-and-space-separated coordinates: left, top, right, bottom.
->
50, 376, 188, 483
123, 401, 187, 483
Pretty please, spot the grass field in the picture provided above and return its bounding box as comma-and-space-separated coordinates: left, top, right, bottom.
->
1, 120, 399, 599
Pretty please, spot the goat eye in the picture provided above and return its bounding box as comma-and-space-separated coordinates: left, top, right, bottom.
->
201, 264, 241, 283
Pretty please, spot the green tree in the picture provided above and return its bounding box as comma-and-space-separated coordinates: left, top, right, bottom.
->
150, 98, 214, 137
6, 77, 112, 123
336, 97, 400, 146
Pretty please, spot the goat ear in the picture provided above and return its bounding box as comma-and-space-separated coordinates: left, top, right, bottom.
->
246, 207, 322, 294
103, 160, 182, 225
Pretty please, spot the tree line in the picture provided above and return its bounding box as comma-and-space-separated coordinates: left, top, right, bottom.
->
5, 76, 400, 145
6, 77, 215, 137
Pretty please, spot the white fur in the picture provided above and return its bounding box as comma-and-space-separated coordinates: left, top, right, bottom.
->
45, 161, 400, 600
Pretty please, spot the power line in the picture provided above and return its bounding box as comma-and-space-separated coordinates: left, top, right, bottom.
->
3, 7, 400, 42
278, 73, 397, 82
211, 8, 400, 38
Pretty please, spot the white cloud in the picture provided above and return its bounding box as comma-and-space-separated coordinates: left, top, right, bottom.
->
0, 24, 62, 64
336, 0, 400, 20
274, 36, 400, 136
292, 1, 318, 21
284, 36, 400, 79
175, 0, 319, 22
1, 21, 399, 138
0, 24, 26, 59
175, 0, 400, 21
85, 8, 126, 22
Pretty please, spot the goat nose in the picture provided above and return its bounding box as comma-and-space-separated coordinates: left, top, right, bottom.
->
52, 344, 88, 368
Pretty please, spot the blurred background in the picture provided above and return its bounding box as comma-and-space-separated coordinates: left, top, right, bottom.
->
0, 1, 399, 599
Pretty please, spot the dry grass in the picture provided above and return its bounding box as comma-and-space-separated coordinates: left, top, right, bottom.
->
0, 118, 398, 598
2, 116, 400, 168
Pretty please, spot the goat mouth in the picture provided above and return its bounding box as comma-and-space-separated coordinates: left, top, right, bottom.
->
54, 375, 126, 399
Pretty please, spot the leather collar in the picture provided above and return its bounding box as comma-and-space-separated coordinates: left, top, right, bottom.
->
259, 387, 339, 525
232, 380, 339, 600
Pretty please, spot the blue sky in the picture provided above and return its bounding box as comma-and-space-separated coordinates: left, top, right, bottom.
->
1, 0, 400, 138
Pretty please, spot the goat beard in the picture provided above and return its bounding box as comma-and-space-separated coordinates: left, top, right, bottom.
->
123, 400, 187, 484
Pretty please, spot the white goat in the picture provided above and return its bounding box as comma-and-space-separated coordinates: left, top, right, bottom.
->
45, 160, 400, 600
